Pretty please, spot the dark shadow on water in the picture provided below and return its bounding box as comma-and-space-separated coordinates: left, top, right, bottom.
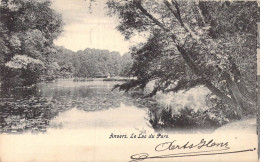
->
0, 81, 139, 134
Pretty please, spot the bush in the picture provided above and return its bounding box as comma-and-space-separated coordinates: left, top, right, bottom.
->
149, 106, 229, 132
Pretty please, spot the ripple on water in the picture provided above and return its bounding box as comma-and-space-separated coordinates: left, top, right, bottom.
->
0, 81, 151, 134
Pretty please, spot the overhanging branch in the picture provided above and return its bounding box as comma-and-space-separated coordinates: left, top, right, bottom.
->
133, 0, 236, 108
134, 0, 177, 41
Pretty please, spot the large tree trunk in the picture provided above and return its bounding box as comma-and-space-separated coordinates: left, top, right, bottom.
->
176, 45, 239, 109
229, 57, 256, 103
204, 82, 238, 108
222, 71, 247, 116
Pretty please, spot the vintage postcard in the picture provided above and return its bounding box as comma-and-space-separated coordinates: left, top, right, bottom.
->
0, 0, 258, 161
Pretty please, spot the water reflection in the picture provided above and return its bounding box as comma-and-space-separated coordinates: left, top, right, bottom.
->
0, 80, 148, 134
49, 104, 152, 132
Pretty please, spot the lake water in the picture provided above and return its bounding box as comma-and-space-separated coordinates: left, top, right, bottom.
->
0, 80, 153, 134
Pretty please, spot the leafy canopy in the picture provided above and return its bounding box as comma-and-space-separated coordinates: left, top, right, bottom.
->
106, 0, 258, 113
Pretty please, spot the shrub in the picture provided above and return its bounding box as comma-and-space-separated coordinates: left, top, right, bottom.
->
149, 106, 229, 132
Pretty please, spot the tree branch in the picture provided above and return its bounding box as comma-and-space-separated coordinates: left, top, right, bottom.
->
135, 1, 167, 31
134, 0, 177, 41
164, 0, 198, 39
163, 0, 182, 24
171, 0, 181, 20
194, 1, 206, 26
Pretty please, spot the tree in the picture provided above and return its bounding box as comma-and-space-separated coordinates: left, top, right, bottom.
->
0, 0, 63, 88
107, 0, 258, 116
120, 52, 133, 77
53, 46, 75, 78
65, 48, 126, 78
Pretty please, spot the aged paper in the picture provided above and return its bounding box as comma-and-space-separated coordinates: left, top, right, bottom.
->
0, 0, 258, 162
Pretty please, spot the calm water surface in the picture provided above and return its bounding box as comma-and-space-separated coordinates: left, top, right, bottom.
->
0, 80, 151, 134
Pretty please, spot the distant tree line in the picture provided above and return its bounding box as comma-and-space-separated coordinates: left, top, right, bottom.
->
53, 46, 133, 78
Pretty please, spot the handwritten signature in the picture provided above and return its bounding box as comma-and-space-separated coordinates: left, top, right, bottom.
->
155, 138, 229, 151
129, 139, 256, 162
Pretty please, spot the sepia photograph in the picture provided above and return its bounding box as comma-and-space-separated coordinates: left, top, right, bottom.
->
0, 0, 258, 161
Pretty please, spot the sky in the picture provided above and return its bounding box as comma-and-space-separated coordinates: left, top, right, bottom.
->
51, 0, 143, 55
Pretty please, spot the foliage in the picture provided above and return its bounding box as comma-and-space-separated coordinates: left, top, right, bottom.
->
120, 53, 133, 77
0, 0, 63, 88
107, 0, 258, 116
53, 46, 133, 78
149, 106, 229, 132
52, 46, 74, 78
5, 55, 43, 69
